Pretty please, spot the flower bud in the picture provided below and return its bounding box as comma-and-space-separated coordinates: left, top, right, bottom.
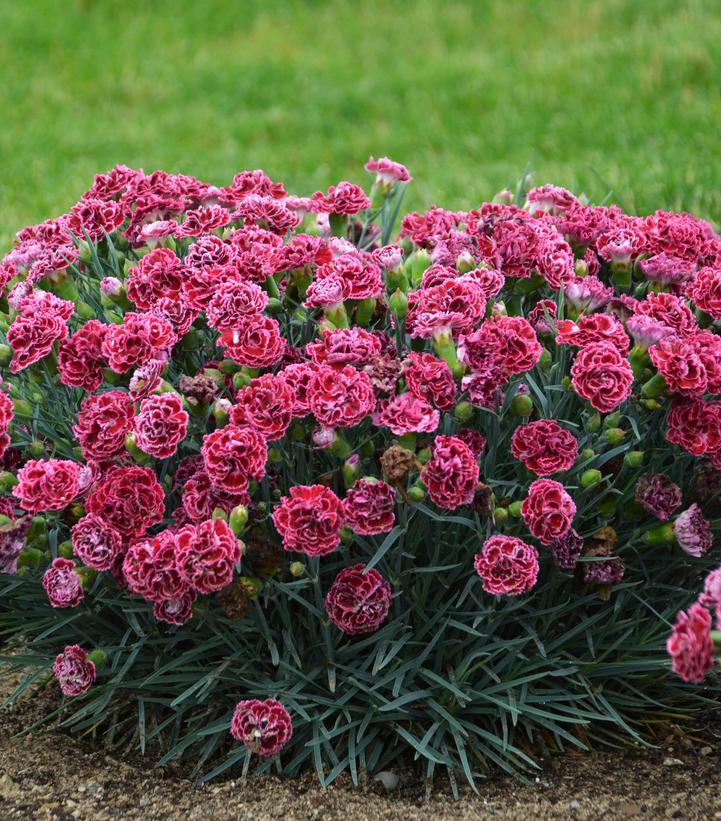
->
0, 471, 18, 492
238, 576, 263, 598
0, 344, 10, 366
17, 547, 43, 568
416, 447, 432, 465
408, 484, 425, 502
624, 450, 645, 468
211, 507, 228, 522
212, 398, 231, 426
604, 427, 625, 445
58, 540, 74, 560
232, 371, 252, 390
78, 240, 93, 263
580, 469, 602, 488
87, 650, 107, 669
641, 372, 668, 399
268, 447, 282, 465
603, 411, 622, 429
581, 448, 595, 461
229, 504, 249, 535
586, 413, 601, 433
77, 568, 96, 588
266, 297, 283, 315
510, 394, 534, 417
407, 249, 432, 288
493, 507, 509, 523
453, 400, 474, 422
646, 523, 674, 545
389, 289, 408, 320
28, 440, 45, 457
125, 432, 150, 463
355, 297, 376, 326
508, 501, 523, 518
342, 455, 361, 488
289, 561, 306, 578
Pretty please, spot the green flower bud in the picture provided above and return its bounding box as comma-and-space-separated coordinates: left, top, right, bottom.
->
599, 498, 617, 517
510, 394, 534, 417
289, 561, 306, 578
641, 372, 668, 399
17, 547, 43, 568
646, 523, 674, 545
218, 359, 241, 375
87, 650, 107, 669
28, 440, 45, 457
416, 447, 432, 465
268, 447, 282, 465
408, 249, 432, 287
604, 427, 625, 445
342, 457, 361, 488
211, 507, 228, 522
0, 471, 18, 492
389, 289, 408, 320
624, 450, 645, 468
603, 411, 622, 428
125, 432, 150, 463
508, 501, 523, 518
355, 297, 377, 326
586, 413, 602, 433
0, 344, 11, 366
229, 505, 249, 536
266, 297, 283, 315
238, 576, 262, 597
58, 540, 74, 560
408, 484, 425, 503
454, 400, 474, 422
580, 469, 602, 488
493, 507, 509, 523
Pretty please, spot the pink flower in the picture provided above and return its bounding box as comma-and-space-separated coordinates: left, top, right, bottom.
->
403, 352, 457, 411
154, 590, 196, 626
555, 314, 630, 354
474, 535, 539, 596
521, 478, 575, 545
687, 266, 721, 319
666, 397, 721, 456
182, 264, 240, 311
201, 424, 268, 495
13, 459, 80, 513
633, 292, 697, 337
73, 390, 134, 461
71, 514, 124, 571
7, 310, 68, 373
511, 420, 578, 476
101, 312, 175, 373
461, 316, 541, 377
375, 392, 440, 436
123, 530, 187, 602
549, 529, 584, 570
365, 156, 412, 185
57, 321, 108, 392
231, 374, 294, 441
312, 181, 371, 215
219, 314, 286, 369
421, 435, 480, 510
133, 393, 189, 459
43, 558, 84, 608
314, 254, 383, 301
343, 479, 396, 535
206, 280, 268, 331
86, 465, 165, 538
176, 518, 242, 595
634, 475, 682, 521
648, 336, 707, 396
564, 276, 613, 312
278, 362, 317, 417
181, 470, 249, 523
272, 484, 344, 557
230, 699, 293, 756
570, 342, 634, 413
325, 563, 392, 634
53, 645, 96, 697
667, 602, 714, 683
699, 567, 721, 628
126, 247, 186, 309
308, 365, 375, 429
306, 328, 381, 368
407, 279, 486, 338
673, 504, 713, 557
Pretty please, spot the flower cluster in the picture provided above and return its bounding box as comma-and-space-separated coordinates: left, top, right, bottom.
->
1, 161, 720, 772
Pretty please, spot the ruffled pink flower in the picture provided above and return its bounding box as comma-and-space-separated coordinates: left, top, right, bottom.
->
13, 459, 80, 513
53, 646, 96, 697
231, 374, 294, 441
570, 342, 634, 413
626, 315, 674, 349
521, 478, 575, 545
634, 475, 682, 521
312, 181, 371, 215
407, 279, 486, 338
325, 563, 392, 634
176, 518, 242, 595
549, 529, 583, 571
86, 465, 165, 538
71, 514, 124, 571
308, 365, 375, 429
375, 392, 440, 436
313, 254, 383, 300
673, 504, 713, 557
123, 529, 188, 602
57, 321, 108, 392
699, 567, 721, 628
133, 392, 189, 459
343, 479, 396, 535
230, 699, 293, 756
219, 314, 286, 369
667, 602, 714, 683
633, 292, 697, 337
43, 558, 84, 608
101, 312, 175, 373
272, 484, 344, 557
639, 254, 695, 289
206, 280, 268, 331
474, 535, 539, 596
73, 390, 134, 461
365, 156, 412, 184
306, 328, 381, 368
564, 276, 613, 312
687, 266, 721, 319
403, 352, 457, 410
7, 309, 69, 373
126, 247, 186, 309
648, 336, 707, 396
201, 424, 268, 495
154, 590, 196, 626
555, 314, 630, 354
278, 362, 317, 417
511, 420, 578, 476
421, 435, 480, 510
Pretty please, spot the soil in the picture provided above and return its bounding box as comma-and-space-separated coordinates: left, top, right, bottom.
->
1, 671, 720, 820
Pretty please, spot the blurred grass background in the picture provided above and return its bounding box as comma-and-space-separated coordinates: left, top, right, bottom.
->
1, 0, 721, 248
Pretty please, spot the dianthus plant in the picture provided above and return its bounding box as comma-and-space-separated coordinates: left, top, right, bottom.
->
0, 162, 720, 792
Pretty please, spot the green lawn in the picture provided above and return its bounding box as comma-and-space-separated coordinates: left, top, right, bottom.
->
2, 0, 721, 249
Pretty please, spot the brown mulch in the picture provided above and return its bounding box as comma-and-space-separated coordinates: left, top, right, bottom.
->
1, 671, 720, 820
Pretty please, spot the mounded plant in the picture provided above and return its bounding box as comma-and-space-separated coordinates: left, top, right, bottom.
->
0, 161, 720, 792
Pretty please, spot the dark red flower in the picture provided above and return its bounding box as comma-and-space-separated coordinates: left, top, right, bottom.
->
325, 563, 392, 634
